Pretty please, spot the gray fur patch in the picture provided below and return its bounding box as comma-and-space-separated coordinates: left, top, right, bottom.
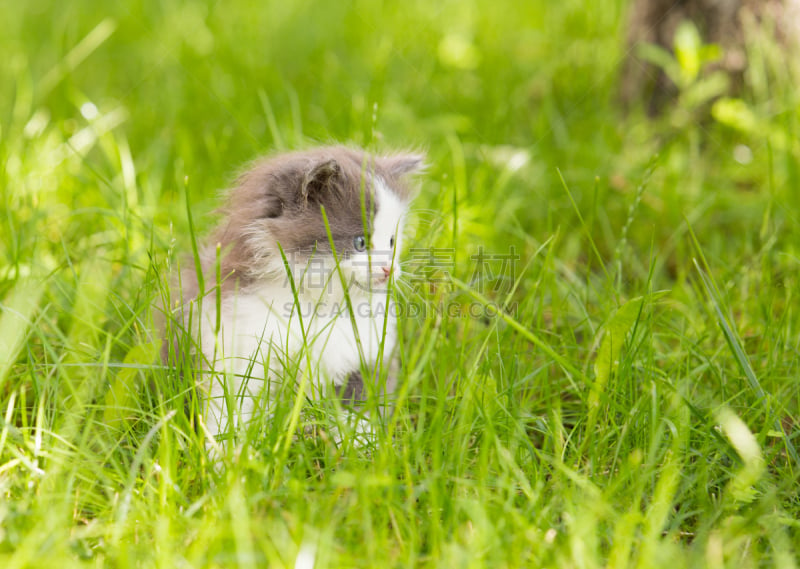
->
336, 370, 365, 404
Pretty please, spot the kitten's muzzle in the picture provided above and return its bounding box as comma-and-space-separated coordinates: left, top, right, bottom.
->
371, 266, 392, 284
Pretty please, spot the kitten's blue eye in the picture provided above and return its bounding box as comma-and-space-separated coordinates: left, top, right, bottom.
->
354, 235, 367, 252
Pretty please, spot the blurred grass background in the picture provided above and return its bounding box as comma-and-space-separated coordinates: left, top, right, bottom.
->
1, 0, 799, 567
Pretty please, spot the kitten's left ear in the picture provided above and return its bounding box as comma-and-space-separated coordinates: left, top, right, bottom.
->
302, 159, 341, 199
380, 153, 427, 178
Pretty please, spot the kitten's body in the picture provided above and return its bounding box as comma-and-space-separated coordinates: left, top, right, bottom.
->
168, 146, 422, 439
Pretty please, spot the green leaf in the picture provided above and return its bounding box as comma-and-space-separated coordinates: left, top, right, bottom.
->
674, 20, 702, 85
681, 71, 730, 109
103, 341, 160, 427
584, 295, 649, 445
592, 296, 645, 390
716, 407, 765, 504
637, 42, 682, 87
711, 97, 760, 134
0, 278, 45, 391
698, 43, 722, 65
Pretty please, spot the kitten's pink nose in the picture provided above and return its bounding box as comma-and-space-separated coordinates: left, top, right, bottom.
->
381, 266, 391, 278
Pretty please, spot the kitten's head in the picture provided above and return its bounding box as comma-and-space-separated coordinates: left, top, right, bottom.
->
218, 146, 424, 294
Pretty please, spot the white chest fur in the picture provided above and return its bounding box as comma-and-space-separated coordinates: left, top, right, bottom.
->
196, 281, 397, 436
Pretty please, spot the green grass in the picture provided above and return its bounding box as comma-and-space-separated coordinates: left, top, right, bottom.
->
2, 0, 799, 566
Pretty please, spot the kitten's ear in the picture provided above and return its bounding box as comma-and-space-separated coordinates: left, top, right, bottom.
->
302, 159, 341, 199
381, 153, 427, 178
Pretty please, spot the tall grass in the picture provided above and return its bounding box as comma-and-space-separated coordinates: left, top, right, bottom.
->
1, 0, 798, 566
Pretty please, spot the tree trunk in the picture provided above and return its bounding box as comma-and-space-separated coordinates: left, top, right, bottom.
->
620, 0, 800, 114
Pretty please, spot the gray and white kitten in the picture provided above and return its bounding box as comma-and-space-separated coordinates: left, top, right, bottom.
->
169, 146, 424, 440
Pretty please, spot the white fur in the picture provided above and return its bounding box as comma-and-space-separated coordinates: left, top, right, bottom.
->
337, 176, 406, 287
194, 177, 407, 439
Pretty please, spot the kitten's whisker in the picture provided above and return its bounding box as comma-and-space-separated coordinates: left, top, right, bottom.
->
393, 278, 428, 305
408, 208, 445, 219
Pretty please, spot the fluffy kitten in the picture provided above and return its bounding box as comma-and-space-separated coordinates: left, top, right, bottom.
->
167, 146, 424, 441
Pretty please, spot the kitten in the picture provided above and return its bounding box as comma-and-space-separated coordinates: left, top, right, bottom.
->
166, 146, 424, 442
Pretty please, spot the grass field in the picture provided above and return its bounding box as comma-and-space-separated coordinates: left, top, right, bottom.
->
1, 0, 799, 567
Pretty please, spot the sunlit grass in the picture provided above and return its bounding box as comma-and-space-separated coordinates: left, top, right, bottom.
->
1, 0, 799, 567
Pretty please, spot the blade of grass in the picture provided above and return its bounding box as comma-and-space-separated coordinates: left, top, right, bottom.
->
274, 243, 313, 461
557, 168, 616, 302
449, 276, 585, 389
693, 258, 799, 469
39, 18, 117, 95
258, 90, 286, 151
688, 222, 799, 470
184, 174, 204, 296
